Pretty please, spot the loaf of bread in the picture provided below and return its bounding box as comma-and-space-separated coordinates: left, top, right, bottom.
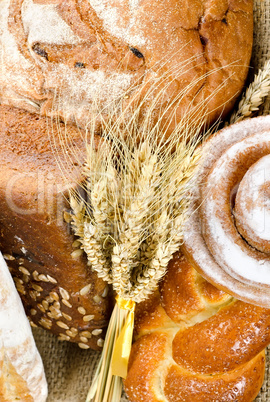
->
124, 251, 270, 402
0, 105, 112, 351
0, 0, 253, 134
182, 115, 270, 308
0, 250, 47, 402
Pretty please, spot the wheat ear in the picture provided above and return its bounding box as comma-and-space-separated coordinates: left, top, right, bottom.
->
230, 59, 270, 123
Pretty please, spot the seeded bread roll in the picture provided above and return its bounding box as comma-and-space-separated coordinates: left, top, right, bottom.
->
125, 252, 270, 402
0, 105, 112, 351
0, 0, 253, 135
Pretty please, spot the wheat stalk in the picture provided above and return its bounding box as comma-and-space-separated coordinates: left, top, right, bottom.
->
50, 56, 231, 402
65, 85, 205, 402
230, 59, 270, 123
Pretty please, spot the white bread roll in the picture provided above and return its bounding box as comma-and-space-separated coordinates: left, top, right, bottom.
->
0, 251, 47, 401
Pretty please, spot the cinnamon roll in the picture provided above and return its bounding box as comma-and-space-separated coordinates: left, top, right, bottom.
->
182, 116, 270, 307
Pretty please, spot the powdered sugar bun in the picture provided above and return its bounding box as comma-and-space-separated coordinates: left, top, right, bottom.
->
234, 154, 270, 254
182, 116, 270, 308
0, 251, 47, 401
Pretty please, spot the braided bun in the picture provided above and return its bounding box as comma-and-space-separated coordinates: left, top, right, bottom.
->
125, 252, 270, 402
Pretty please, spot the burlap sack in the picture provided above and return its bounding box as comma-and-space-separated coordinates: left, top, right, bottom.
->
32, 1, 270, 401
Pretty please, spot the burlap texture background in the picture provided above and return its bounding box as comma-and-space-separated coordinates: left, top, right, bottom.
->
32, 1, 270, 401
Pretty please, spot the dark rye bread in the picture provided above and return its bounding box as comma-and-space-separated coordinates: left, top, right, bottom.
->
0, 0, 253, 135
0, 105, 112, 350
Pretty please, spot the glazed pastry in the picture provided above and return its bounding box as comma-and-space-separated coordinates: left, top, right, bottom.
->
182, 115, 270, 307
0, 105, 112, 350
124, 252, 270, 402
0, 250, 47, 402
0, 0, 253, 134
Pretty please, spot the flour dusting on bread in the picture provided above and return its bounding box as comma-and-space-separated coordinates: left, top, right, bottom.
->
22, 0, 79, 45
89, 0, 146, 46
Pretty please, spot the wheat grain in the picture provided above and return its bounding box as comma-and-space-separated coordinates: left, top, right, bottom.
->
230, 59, 270, 123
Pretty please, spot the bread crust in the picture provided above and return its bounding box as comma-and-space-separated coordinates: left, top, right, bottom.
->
0, 350, 34, 402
